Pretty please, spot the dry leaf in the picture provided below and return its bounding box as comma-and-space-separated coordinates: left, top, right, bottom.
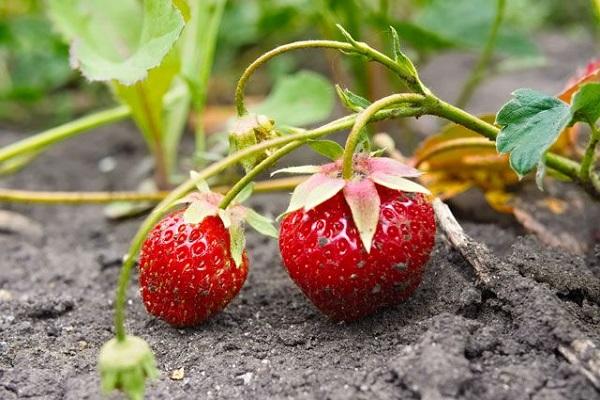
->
412, 115, 519, 213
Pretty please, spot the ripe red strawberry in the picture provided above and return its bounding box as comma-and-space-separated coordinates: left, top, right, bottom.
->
276, 155, 435, 321
139, 209, 248, 327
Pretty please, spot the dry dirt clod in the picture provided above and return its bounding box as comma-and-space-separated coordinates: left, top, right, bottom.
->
433, 198, 600, 391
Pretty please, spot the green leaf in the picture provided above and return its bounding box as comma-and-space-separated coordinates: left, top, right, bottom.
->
228, 222, 246, 268
570, 83, 600, 125
190, 171, 210, 193
307, 140, 344, 161
47, 0, 184, 84
496, 89, 572, 176
113, 49, 180, 156
335, 85, 371, 112
232, 183, 254, 204
0, 16, 72, 101
389, 26, 418, 78
245, 209, 278, 238
251, 71, 335, 126
218, 209, 231, 228
335, 24, 360, 48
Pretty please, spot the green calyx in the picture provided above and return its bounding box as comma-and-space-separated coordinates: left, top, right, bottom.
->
98, 335, 158, 400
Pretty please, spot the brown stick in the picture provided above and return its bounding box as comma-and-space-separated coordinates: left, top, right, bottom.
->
558, 340, 600, 390
432, 198, 494, 285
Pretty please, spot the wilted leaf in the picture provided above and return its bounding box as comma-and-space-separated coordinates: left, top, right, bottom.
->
251, 70, 335, 127
554, 59, 600, 158
413, 115, 519, 212
47, 0, 184, 84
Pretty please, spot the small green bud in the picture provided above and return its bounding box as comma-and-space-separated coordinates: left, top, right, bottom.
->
98, 335, 158, 400
229, 114, 277, 172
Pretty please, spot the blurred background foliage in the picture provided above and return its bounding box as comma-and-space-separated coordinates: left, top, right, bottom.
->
0, 0, 596, 128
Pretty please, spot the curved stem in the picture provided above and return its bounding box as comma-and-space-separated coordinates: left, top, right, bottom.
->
0, 177, 306, 205
219, 142, 302, 209
456, 0, 506, 108
235, 39, 425, 116
341, 93, 425, 179
113, 105, 417, 340
0, 105, 130, 165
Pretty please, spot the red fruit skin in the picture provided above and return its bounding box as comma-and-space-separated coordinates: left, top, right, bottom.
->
139, 210, 248, 327
279, 185, 435, 321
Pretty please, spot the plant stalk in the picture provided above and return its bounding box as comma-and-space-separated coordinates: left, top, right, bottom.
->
456, 0, 506, 108
192, 0, 227, 167
580, 123, 600, 184
341, 93, 425, 179
0, 106, 130, 165
234, 39, 425, 116
0, 177, 306, 205
219, 142, 303, 209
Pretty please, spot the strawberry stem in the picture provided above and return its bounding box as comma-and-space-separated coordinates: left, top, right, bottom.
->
234, 40, 426, 117
341, 93, 425, 180
219, 142, 302, 209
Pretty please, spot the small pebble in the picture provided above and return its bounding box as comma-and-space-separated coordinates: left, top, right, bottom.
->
170, 367, 185, 381
0, 289, 12, 301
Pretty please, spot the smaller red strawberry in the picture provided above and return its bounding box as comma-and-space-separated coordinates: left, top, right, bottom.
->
139, 175, 276, 327
277, 154, 435, 321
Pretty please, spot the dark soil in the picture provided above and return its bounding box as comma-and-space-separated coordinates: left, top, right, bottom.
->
1, 34, 600, 400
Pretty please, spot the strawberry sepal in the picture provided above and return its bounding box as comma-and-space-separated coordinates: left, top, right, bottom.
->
279, 154, 431, 251
98, 335, 157, 400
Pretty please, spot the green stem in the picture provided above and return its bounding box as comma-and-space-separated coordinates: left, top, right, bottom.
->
580, 123, 600, 183
456, 0, 506, 108
135, 83, 169, 189
428, 98, 599, 197
234, 39, 425, 116
0, 178, 305, 205
0, 105, 129, 165
341, 93, 425, 179
113, 105, 417, 341
219, 142, 302, 209
192, 0, 227, 167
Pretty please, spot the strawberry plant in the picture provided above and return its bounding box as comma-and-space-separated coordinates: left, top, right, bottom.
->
1, 1, 599, 399
92, 21, 600, 397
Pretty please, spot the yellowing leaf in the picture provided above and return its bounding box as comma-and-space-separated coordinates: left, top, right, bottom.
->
412, 115, 519, 213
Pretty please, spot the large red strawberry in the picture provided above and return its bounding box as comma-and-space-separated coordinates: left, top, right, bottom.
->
277, 155, 435, 321
139, 176, 276, 327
